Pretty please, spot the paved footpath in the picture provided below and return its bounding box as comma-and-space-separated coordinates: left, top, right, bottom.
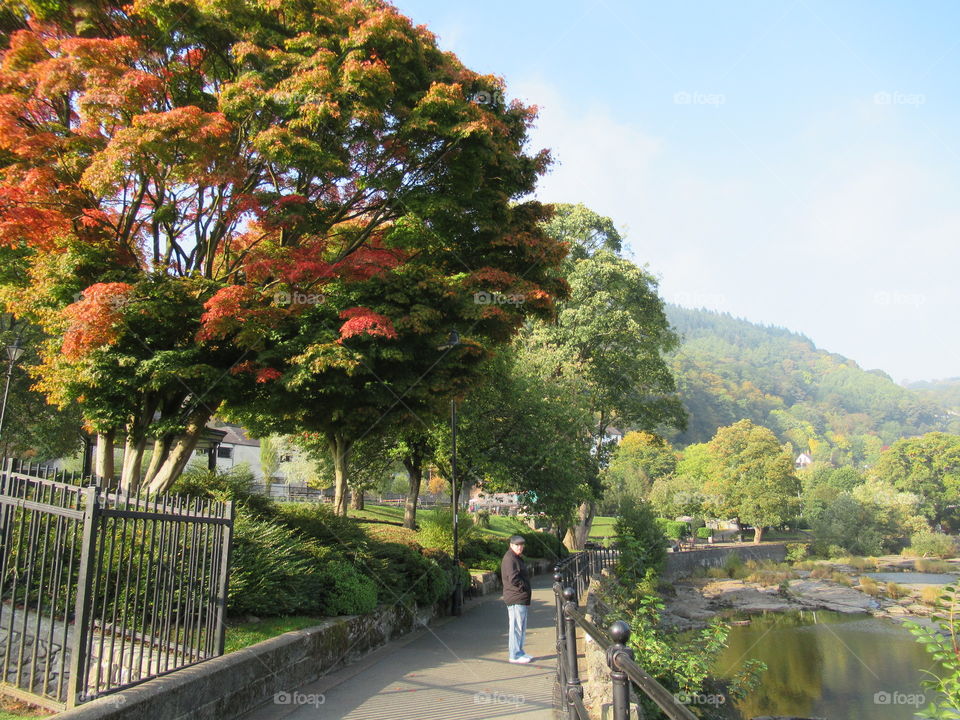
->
242, 577, 559, 720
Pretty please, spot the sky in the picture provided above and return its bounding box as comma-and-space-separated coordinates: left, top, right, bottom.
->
393, 0, 960, 384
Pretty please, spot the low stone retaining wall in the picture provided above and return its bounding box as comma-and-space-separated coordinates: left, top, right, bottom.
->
55, 602, 433, 720
664, 543, 787, 580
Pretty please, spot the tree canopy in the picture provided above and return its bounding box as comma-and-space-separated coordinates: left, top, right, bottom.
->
704, 419, 800, 543
0, 0, 566, 495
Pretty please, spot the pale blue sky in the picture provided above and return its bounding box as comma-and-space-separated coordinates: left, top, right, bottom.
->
394, 0, 960, 383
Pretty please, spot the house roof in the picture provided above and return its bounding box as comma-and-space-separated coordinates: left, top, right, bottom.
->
207, 421, 261, 447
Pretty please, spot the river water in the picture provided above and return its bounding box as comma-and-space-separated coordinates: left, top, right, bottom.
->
713, 609, 937, 720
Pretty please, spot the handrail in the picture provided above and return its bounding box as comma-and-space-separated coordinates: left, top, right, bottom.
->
552, 551, 698, 720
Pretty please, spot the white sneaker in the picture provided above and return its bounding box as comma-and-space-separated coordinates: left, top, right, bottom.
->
509, 655, 533, 664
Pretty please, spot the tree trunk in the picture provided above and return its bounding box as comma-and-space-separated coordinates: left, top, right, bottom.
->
95, 430, 115, 486
753, 526, 764, 544
146, 406, 213, 494
330, 434, 352, 517
350, 488, 364, 510
120, 434, 147, 492
143, 436, 171, 487
564, 500, 595, 551
402, 454, 422, 530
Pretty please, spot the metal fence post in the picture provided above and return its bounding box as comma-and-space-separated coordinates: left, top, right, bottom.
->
562, 587, 583, 719
607, 620, 634, 720
214, 500, 234, 655
553, 569, 565, 684
67, 485, 100, 707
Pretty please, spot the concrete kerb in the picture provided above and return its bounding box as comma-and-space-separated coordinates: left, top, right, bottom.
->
53, 557, 558, 720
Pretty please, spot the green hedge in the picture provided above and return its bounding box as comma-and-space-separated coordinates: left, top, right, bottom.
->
656, 518, 690, 540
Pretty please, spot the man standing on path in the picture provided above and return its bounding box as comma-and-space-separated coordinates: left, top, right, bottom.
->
501, 535, 533, 664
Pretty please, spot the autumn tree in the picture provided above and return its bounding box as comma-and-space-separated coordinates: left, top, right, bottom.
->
0, 0, 565, 494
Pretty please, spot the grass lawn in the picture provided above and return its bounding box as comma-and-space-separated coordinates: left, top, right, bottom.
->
224, 616, 328, 654
348, 504, 405, 523
348, 504, 533, 540
0, 697, 51, 719
589, 516, 616, 540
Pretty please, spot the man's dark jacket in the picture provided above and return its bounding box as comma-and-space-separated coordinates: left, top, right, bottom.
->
500, 548, 531, 606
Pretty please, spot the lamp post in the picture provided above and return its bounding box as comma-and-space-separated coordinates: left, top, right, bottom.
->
0, 335, 25, 444
437, 330, 463, 615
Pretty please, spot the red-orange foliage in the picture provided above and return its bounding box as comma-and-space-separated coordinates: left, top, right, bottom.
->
338, 306, 398, 342
61, 283, 133, 360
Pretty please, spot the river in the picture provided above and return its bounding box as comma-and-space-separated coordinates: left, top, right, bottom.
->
713, 609, 936, 719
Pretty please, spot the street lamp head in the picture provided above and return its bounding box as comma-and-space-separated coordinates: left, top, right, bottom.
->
6, 337, 24, 364
437, 329, 460, 351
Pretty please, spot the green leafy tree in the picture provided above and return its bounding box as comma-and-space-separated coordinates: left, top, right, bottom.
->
527, 205, 685, 548
429, 346, 595, 530
602, 431, 676, 512
648, 474, 712, 519
705, 420, 801, 544
258, 435, 280, 489
0, 319, 82, 460
871, 433, 960, 530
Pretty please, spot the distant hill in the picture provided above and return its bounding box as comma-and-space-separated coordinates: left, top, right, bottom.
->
906, 378, 960, 414
664, 306, 950, 465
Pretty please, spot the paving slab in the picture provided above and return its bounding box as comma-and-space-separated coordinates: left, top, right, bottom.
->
241, 577, 559, 720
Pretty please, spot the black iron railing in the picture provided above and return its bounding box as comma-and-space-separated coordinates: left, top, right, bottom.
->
554, 545, 618, 600
553, 550, 697, 720
0, 459, 233, 710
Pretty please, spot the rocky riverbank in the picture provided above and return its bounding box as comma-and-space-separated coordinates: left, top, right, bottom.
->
662, 558, 957, 630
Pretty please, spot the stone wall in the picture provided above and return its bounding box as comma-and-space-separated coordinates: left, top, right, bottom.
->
663, 543, 787, 580
54, 602, 433, 720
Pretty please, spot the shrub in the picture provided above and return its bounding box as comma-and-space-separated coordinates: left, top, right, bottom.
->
417, 508, 475, 554
361, 541, 449, 608
830, 572, 853, 586
616, 499, 668, 582
317, 560, 378, 616
460, 536, 508, 570
421, 547, 464, 601
474, 509, 491, 529
522, 530, 569, 562
858, 576, 879, 596
274, 501, 368, 548
921, 585, 945, 605
655, 518, 689, 540
915, 558, 953, 573
906, 531, 957, 559
706, 567, 729, 579
172, 465, 277, 518
785, 543, 810, 563
886, 582, 907, 600
696, 527, 713, 539
228, 511, 325, 616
